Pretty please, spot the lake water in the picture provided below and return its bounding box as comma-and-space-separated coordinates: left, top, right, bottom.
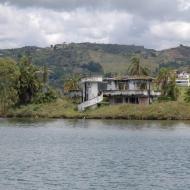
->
0, 119, 190, 190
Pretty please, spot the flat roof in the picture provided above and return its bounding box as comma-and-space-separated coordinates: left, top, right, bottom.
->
104, 75, 154, 81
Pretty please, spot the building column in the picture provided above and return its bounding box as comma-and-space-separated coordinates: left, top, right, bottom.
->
122, 96, 126, 104
148, 80, 151, 104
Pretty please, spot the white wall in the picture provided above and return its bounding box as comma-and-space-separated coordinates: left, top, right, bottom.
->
107, 81, 117, 90
128, 81, 136, 90
176, 79, 190, 87
87, 82, 99, 100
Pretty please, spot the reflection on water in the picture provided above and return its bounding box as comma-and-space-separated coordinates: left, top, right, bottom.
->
0, 119, 190, 189
3, 117, 190, 129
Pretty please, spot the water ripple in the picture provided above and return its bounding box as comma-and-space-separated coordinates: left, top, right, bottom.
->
0, 119, 190, 189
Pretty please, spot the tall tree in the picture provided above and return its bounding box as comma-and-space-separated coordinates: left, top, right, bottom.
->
0, 58, 20, 113
157, 68, 179, 100
64, 74, 80, 93
156, 68, 171, 96
128, 57, 149, 76
41, 65, 53, 93
17, 56, 42, 104
184, 88, 190, 103
42, 65, 48, 85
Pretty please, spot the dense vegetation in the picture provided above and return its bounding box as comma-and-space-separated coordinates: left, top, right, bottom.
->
0, 58, 20, 113
0, 57, 57, 115
1, 43, 190, 119
1, 43, 190, 87
156, 68, 179, 101
6, 99, 190, 120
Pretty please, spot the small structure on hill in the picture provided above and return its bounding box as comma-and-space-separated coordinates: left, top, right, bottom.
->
78, 75, 161, 111
176, 72, 190, 87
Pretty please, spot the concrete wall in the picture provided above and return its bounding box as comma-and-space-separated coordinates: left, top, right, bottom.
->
108, 96, 152, 105
138, 97, 150, 105
82, 84, 86, 102
78, 94, 103, 111
128, 81, 149, 90
107, 81, 117, 90
176, 79, 190, 87
87, 82, 99, 100
128, 81, 135, 90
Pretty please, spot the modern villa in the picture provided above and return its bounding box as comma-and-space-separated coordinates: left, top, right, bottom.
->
78, 75, 161, 111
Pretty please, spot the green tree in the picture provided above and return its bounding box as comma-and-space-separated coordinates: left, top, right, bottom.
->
42, 65, 48, 85
184, 88, 190, 103
157, 68, 179, 100
156, 68, 171, 96
33, 65, 57, 104
0, 58, 20, 113
167, 76, 179, 101
64, 74, 80, 93
41, 65, 53, 93
128, 57, 149, 76
17, 56, 42, 104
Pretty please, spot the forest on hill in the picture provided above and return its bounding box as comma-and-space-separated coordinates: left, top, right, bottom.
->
1, 43, 190, 87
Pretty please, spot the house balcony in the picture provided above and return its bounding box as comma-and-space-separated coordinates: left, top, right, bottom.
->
103, 90, 161, 97
80, 76, 103, 83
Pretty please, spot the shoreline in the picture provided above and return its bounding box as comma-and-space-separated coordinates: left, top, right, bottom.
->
3, 113, 190, 121
1, 115, 190, 121
2, 98, 190, 121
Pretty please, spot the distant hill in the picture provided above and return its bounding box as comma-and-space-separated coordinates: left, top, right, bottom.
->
1, 43, 190, 87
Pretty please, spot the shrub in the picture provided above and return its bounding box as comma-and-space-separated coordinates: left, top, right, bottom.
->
32, 88, 57, 104
184, 88, 190, 103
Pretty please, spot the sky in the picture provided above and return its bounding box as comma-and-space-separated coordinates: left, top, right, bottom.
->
0, 0, 190, 50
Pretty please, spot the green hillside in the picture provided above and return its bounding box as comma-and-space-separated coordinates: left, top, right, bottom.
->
1, 43, 190, 87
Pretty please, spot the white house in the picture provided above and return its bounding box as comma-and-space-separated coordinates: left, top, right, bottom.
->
78, 76, 103, 111
103, 76, 161, 105
176, 72, 190, 87
78, 75, 161, 111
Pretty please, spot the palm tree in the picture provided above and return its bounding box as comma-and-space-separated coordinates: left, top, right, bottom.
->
64, 74, 80, 93
128, 57, 149, 76
156, 68, 179, 100
156, 68, 170, 96
41, 65, 53, 93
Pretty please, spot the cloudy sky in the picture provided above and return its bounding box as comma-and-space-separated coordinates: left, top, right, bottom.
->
0, 0, 190, 49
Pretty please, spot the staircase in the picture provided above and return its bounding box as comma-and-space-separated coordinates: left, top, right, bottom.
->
78, 94, 103, 111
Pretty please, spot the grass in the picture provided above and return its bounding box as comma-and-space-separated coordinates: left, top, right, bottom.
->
7, 98, 83, 119
84, 101, 190, 120
3, 87, 190, 120
6, 100, 190, 120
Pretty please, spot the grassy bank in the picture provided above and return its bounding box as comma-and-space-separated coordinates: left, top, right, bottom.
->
85, 102, 190, 120
7, 98, 82, 119
4, 98, 190, 120
3, 87, 190, 120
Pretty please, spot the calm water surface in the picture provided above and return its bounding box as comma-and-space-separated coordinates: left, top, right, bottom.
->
0, 119, 190, 190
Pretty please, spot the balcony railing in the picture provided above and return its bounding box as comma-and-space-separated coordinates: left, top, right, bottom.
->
80, 76, 103, 83
103, 90, 161, 96
78, 93, 103, 111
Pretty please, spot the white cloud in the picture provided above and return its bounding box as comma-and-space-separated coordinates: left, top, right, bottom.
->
150, 21, 190, 40
178, 0, 190, 11
0, 4, 47, 48
0, 1, 190, 50
150, 21, 190, 49
0, 4, 133, 48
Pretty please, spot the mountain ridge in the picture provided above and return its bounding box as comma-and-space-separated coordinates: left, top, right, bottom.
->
0, 42, 190, 86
